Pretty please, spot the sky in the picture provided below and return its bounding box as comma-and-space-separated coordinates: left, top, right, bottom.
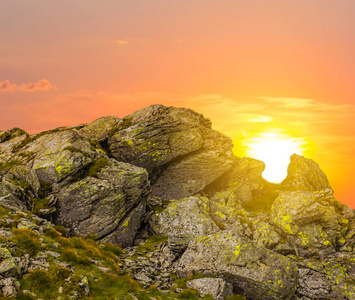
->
0, 0, 354, 207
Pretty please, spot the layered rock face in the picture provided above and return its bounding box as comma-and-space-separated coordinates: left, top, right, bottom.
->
0, 105, 355, 300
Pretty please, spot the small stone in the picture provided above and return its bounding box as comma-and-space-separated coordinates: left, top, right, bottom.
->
2, 285, 17, 297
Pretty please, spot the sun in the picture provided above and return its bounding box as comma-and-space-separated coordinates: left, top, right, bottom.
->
244, 132, 305, 183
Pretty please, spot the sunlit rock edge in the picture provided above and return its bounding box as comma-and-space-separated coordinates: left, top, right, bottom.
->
0, 104, 354, 300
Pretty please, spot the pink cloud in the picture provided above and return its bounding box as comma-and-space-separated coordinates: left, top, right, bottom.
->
0, 80, 17, 92
0, 79, 55, 92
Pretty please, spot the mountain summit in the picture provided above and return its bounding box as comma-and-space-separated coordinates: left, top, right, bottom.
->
0, 105, 354, 299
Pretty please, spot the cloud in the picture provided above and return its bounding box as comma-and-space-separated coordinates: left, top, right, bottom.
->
0, 79, 55, 92
116, 40, 128, 44
259, 97, 349, 111
0, 80, 17, 92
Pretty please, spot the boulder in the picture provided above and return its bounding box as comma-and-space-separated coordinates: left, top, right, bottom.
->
108, 105, 234, 200
24, 130, 98, 183
149, 196, 219, 238
281, 154, 332, 192
271, 190, 343, 256
176, 231, 299, 300
78, 116, 120, 143
186, 278, 233, 300
204, 157, 267, 205
55, 159, 150, 247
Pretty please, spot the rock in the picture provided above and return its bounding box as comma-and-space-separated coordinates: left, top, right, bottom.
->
204, 157, 268, 205
108, 105, 234, 200
149, 196, 219, 238
272, 190, 343, 256
78, 276, 90, 296
296, 253, 355, 299
296, 268, 332, 299
2, 285, 17, 297
281, 154, 333, 192
176, 231, 299, 300
78, 116, 120, 143
0, 248, 18, 276
186, 278, 233, 300
55, 159, 150, 247
134, 273, 152, 284
24, 129, 98, 184
0, 128, 27, 144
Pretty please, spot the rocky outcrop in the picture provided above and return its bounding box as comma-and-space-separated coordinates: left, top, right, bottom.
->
0, 105, 354, 299
176, 231, 299, 300
281, 154, 333, 192
108, 105, 234, 200
149, 196, 219, 238
55, 159, 150, 247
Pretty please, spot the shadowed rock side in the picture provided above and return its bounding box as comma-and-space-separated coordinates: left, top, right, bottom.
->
0, 104, 355, 300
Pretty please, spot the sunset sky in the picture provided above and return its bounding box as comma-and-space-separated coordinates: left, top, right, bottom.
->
1, 1, 354, 207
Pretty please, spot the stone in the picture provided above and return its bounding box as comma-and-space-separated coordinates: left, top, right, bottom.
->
186, 278, 233, 300
176, 231, 299, 300
149, 196, 219, 238
0, 248, 17, 276
108, 105, 234, 200
55, 159, 150, 247
78, 116, 120, 143
2, 285, 17, 297
281, 154, 333, 192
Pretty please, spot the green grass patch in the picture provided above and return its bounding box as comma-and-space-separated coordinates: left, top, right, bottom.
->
12, 228, 43, 256
31, 198, 50, 214
136, 235, 168, 254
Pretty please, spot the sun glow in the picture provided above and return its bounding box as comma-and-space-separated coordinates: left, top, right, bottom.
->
244, 132, 306, 183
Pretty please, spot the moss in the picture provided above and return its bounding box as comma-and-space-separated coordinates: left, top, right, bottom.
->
31, 198, 50, 214
177, 288, 200, 299
108, 117, 132, 137
38, 180, 52, 197
136, 235, 168, 253
0, 205, 11, 217
87, 158, 110, 178
0, 159, 22, 172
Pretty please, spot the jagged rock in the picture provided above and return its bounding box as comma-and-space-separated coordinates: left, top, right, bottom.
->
186, 278, 233, 300
55, 159, 150, 247
176, 231, 299, 300
149, 196, 219, 238
2, 285, 17, 298
78, 116, 120, 143
204, 157, 268, 205
271, 189, 343, 256
24, 130, 98, 183
0, 128, 27, 144
296, 253, 355, 299
0, 248, 18, 277
108, 105, 234, 200
282, 154, 333, 192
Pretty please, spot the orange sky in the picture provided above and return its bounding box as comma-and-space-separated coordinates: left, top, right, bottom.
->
1, 1, 354, 207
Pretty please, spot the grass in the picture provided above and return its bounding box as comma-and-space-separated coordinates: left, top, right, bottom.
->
31, 198, 50, 214
11, 228, 43, 256
135, 235, 168, 254
38, 180, 52, 198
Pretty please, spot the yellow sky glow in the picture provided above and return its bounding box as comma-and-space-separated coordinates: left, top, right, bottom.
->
243, 132, 306, 183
